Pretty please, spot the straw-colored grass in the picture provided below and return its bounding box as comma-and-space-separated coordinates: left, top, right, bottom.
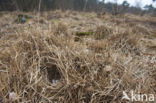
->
0, 10, 156, 103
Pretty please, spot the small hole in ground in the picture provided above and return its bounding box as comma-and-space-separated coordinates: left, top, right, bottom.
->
42, 64, 62, 84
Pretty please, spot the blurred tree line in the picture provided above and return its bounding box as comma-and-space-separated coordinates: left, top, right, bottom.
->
98, 0, 156, 16
0, 0, 98, 11
0, 0, 156, 16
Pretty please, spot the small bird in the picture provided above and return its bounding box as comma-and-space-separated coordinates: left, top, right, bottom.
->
18, 14, 26, 23
17, 14, 33, 23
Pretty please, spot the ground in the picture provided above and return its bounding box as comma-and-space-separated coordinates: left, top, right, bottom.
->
0, 10, 156, 103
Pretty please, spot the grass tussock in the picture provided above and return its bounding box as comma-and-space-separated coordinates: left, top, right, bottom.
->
0, 10, 156, 103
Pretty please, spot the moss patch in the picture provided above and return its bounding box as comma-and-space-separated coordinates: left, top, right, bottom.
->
76, 31, 93, 37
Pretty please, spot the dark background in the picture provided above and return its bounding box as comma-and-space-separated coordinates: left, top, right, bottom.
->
0, 0, 155, 16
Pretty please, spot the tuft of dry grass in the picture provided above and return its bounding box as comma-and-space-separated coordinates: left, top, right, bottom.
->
0, 10, 156, 103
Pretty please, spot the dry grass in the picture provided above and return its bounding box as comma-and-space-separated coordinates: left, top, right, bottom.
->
0, 10, 156, 103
